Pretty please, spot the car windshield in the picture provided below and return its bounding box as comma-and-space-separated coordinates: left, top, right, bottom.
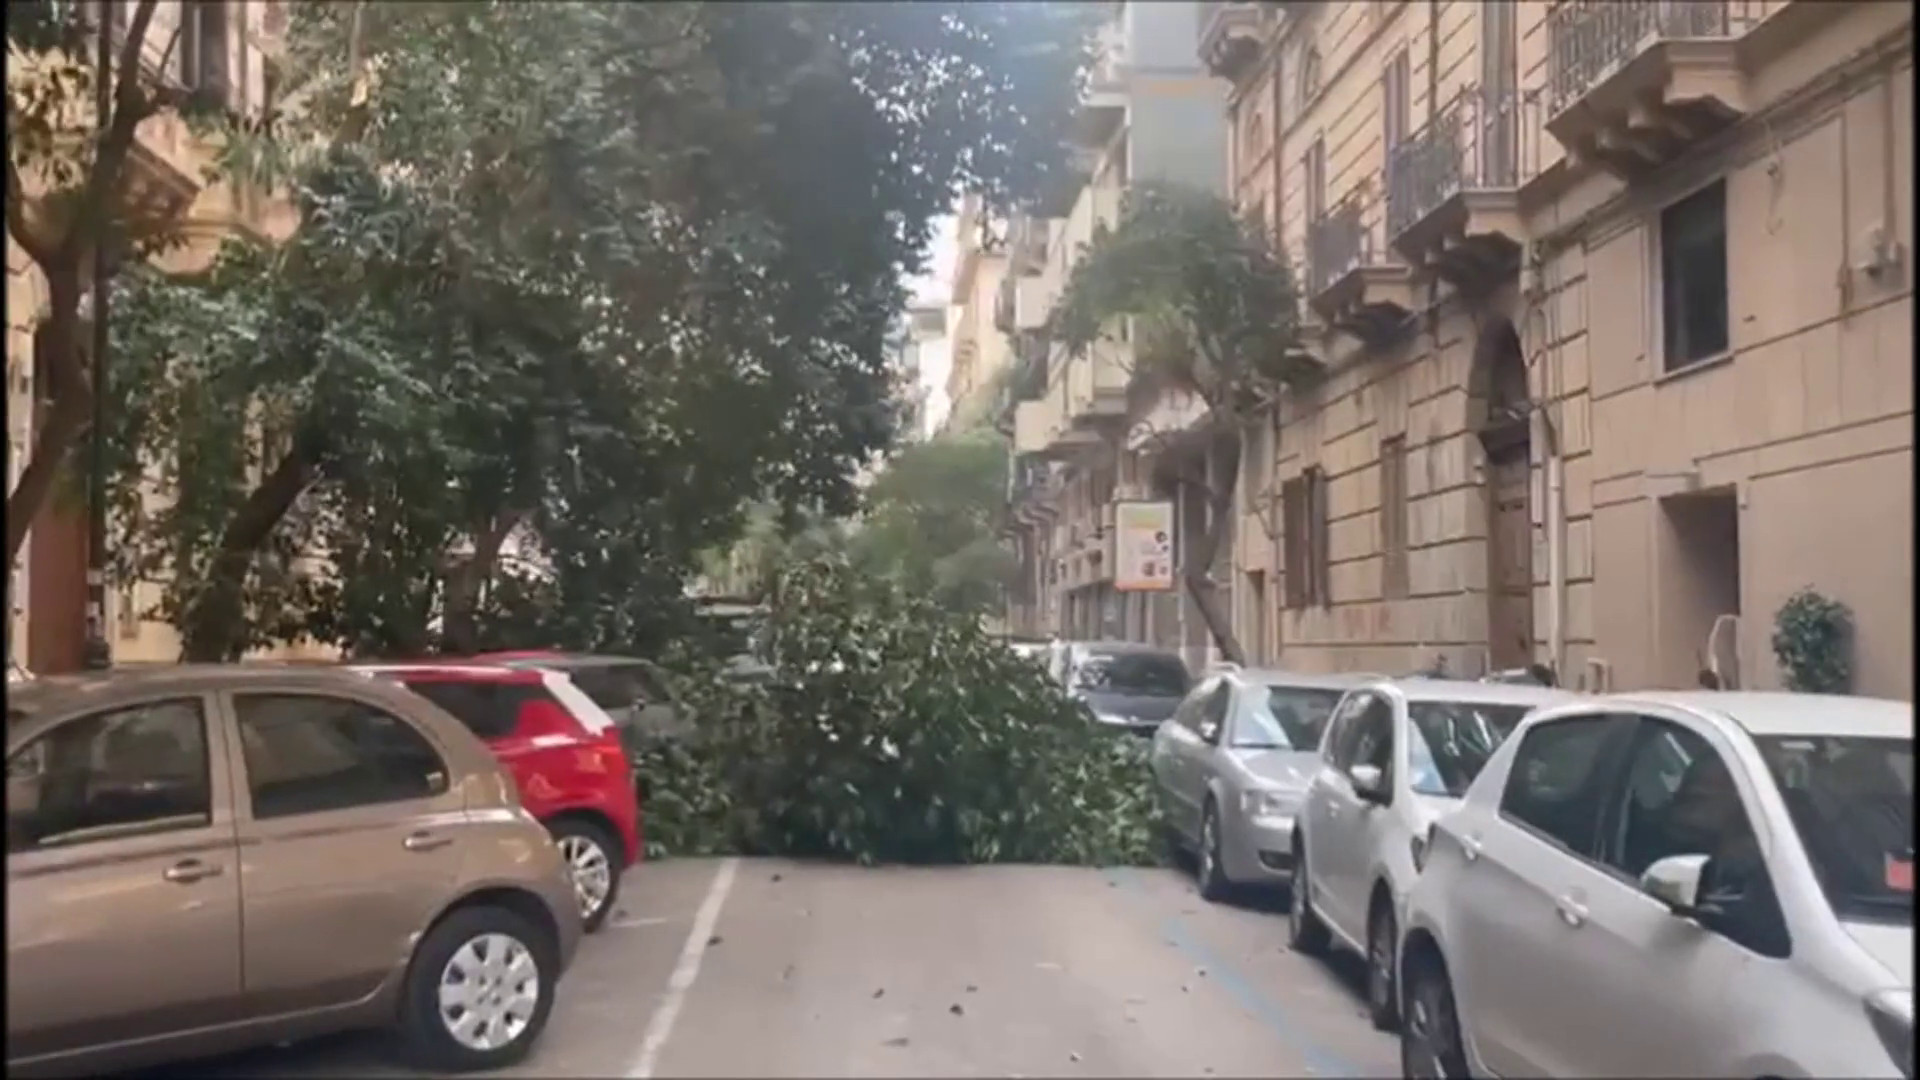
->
1405, 702, 1531, 797
1072, 652, 1189, 697
1756, 735, 1913, 925
1231, 685, 1344, 750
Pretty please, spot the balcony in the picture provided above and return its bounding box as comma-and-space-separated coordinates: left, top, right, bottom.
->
1074, 21, 1129, 149
1014, 385, 1104, 460
1388, 86, 1539, 294
1305, 197, 1414, 347
1063, 340, 1130, 428
1545, 0, 1761, 179
1199, 2, 1266, 81
1008, 214, 1052, 275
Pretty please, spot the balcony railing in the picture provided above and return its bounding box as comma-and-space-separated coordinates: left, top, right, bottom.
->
1305, 197, 1373, 298
1546, 0, 1756, 116
1388, 85, 1542, 240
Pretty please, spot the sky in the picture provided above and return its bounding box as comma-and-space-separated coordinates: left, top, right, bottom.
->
904, 212, 958, 436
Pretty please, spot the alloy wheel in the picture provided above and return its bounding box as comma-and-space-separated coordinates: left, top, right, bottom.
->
436, 932, 541, 1052
559, 834, 614, 920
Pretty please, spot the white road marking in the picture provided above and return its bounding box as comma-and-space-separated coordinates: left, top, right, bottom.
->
626, 858, 739, 1078
607, 915, 673, 930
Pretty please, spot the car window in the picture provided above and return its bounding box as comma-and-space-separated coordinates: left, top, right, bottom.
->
566, 663, 662, 714
1347, 696, 1395, 781
6, 698, 211, 852
399, 680, 539, 740
233, 694, 450, 820
1194, 682, 1231, 744
1601, 717, 1790, 957
1405, 701, 1532, 797
1498, 713, 1620, 856
1756, 734, 1911, 926
1231, 685, 1344, 751
1071, 652, 1190, 697
1323, 692, 1371, 768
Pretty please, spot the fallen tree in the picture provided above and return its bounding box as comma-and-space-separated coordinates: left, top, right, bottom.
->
634, 556, 1162, 867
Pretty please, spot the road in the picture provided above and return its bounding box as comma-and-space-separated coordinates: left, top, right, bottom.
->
143, 859, 1398, 1079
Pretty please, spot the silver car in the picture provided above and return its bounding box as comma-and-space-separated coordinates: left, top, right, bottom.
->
1150, 669, 1378, 901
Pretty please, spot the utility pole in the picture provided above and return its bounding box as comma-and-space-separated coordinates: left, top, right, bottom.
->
81, 4, 113, 671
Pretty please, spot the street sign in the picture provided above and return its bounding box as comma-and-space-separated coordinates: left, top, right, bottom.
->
1113, 500, 1175, 592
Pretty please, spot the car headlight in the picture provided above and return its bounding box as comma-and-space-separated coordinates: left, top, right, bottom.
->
1866, 988, 1913, 1079
1241, 787, 1303, 819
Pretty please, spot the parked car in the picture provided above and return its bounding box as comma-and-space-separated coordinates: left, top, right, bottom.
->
358, 663, 640, 932
1291, 677, 1579, 1030
1398, 691, 1913, 1079
471, 651, 688, 741
6, 665, 581, 1078
1150, 668, 1378, 901
1058, 641, 1193, 737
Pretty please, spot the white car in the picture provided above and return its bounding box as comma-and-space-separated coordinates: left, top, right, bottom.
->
1290, 678, 1580, 1030
1398, 692, 1913, 1079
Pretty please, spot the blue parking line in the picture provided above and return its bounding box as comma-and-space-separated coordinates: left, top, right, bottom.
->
1105, 868, 1368, 1079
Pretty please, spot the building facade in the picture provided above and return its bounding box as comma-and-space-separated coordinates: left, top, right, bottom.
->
7, 0, 320, 671
1195, 0, 1910, 696
941, 195, 1014, 435
1002, 1, 1231, 665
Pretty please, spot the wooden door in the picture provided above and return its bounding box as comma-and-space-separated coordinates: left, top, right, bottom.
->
1485, 448, 1534, 670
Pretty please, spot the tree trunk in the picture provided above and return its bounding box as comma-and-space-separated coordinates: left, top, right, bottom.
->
439, 510, 525, 655
178, 434, 321, 662
4, 270, 89, 576
1180, 435, 1247, 666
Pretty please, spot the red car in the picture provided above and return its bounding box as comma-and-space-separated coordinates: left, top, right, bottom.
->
357, 663, 640, 931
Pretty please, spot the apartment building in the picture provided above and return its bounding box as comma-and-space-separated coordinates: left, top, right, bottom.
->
941, 195, 1014, 434
1002, 1, 1230, 660
1202, 0, 1910, 696
7, 0, 308, 671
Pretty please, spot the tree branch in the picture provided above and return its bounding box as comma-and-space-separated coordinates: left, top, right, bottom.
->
57, 0, 163, 265
6, 158, 60, 267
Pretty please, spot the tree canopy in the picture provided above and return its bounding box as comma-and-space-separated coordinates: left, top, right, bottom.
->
88, 0, 1099, 660
1049, 182, 1312, 661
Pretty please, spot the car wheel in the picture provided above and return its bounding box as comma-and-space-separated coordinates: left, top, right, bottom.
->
552, 818, 622, 932
1401, 953, 1471, 1079
1367, 902, 1401, 1031
1287, 842, 1331, 955
399, 905, 558, 1072
1197, 801, 1231, 903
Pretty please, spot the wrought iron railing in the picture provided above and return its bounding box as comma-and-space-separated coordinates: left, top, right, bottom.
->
1387, 85, 1543, 239
1305, 197, 1373, 297
1546, 0, 1758, 116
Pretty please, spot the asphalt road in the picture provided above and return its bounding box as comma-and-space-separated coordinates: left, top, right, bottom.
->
142, 859, 1398, 1079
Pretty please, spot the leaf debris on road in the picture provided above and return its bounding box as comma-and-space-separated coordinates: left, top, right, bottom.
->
949, 1003, 966, 1016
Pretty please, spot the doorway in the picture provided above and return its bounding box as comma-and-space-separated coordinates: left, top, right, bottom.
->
1657, 488, 1741, 687
1473, 319, 1535, 672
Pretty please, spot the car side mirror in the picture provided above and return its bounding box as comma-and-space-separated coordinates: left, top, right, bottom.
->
1640, 853, 1711, 914
1350, 763, 1389, 804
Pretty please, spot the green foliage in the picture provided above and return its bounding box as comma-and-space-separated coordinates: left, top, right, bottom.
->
632, 557, 1163, 867
100, 1, 1100, 660
1771, 588, 1854, 694
1049, 181, 1314, 414
847, 430, 1018, 616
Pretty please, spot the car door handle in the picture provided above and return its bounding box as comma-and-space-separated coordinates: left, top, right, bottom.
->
1459, 834, 1483, 862
163, 859, 223, 884
1555, 894, 1589, 928
403, 831, 453, 852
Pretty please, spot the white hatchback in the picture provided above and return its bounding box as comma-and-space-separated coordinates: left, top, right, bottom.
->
1399, 692, 1913, 1079
1289, 678, 1580, 1031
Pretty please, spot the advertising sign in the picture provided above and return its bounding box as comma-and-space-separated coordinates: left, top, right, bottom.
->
1113, 500, 1176, 592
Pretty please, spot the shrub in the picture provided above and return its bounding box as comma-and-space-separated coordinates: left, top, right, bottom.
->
632, 556, 1163, 867
1770, 587, 1854, 694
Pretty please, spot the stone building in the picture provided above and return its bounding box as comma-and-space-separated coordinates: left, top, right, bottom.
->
6, 1, 320, 670
1201, 0, 1910, 696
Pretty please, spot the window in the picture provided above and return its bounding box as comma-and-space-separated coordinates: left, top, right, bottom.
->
1499, 714, 1620, 855
1298, 46, 1322, 106
1282, 475, 1309, 609
1755, 734, 1911, 926
1306, 466, 1330, 607
1324, 692, 1374, 769
1658, 180, 1729, 372
1194, 682, 1232, 744
179, 0, 230, 98
400, 680, 538, 741
7, 698, 211, 852
1382, 49, 1410, 162
1232, 684, 1344, 752
1303, 137, 1327, 222
1406, 701, 1531, 797
1345, 696, 1395, 784
233, 694, 449, 820
1380, 437, 1409, 599
1601, 718, 1790, 957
